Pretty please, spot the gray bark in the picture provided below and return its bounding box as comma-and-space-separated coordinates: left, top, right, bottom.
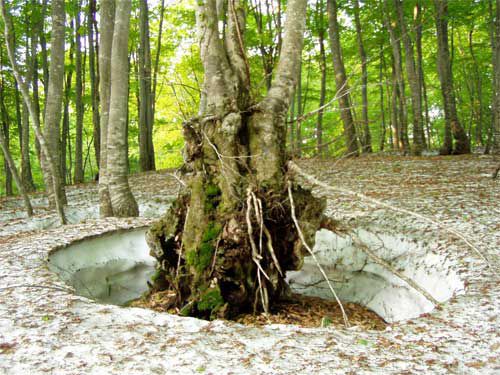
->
327, 0, 359, 156
98, 0, 115, 217
492, 0, 500, 154
353, 0, 372, 153
74, 2, 84, 183
394, 0, 425, 155
41, 0, 67, 206
0, 0, 66, 224
88, 0, 100, 167
138, 0, 155, 172
434, 0, 470, 155
106, 0, 139, 217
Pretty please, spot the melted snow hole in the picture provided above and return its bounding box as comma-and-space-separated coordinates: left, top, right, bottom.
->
48, 228, 156, 306
287, 229, 464, 323
48, 227, 464, 323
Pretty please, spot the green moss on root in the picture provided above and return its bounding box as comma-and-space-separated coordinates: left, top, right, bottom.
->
197, 287, 224, 314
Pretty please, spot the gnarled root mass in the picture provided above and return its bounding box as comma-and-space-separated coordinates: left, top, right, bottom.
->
144, 113, 325, 320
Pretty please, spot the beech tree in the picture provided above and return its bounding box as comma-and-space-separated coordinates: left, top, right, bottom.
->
105, 0, 139, 217
146, 0, 324, 319
434, 0, 470, 155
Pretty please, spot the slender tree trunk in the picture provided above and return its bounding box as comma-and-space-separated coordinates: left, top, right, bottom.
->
88, 0, 100, 168
1, 0, 66, 224
74, 3, 84, 183
415, 0, 430, 149
296, 59, 302, 157
106, 0, 138, 217
0, 95, 12, 196
492, 0, 500, 153
62, 41, 74, 185
468, 30, 484, 147
316, 0, 327, 157
383, 0, 409, 154
434, 0, 470, 155
147, 0, 324, 319
98, 0, 115, 217
353, 0, 372, 153
379, 45, 387, 152
327, 0, 359, 156
138, 0, 155, 171
0, 111, 33, 215
390, 56, 400, 150
394, 0, 425, 155
152, 0, 165, 118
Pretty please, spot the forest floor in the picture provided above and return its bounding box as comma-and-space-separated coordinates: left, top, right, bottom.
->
0, 154, 499, 374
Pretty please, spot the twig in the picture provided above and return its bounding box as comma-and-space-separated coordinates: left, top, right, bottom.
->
350, 233, 440, 307
288, 161, 498, 278
287, 181, 350, 328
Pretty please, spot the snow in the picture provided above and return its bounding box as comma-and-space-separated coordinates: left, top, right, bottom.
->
287, 228, 464, 322
0, 157, 499, 374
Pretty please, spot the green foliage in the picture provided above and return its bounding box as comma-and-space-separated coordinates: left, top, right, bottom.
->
197, 286, 224, 313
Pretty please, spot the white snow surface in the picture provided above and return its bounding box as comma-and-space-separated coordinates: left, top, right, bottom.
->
0, 158, 499, 374
288, 229, 464, 323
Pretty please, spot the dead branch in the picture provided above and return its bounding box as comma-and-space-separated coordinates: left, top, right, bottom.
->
288, 161, 498, 278
287, 181, 350, 328
350, 233, 441, 307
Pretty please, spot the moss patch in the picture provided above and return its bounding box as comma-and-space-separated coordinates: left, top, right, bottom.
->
197, 287, 224, 313
185, 222, 222, 273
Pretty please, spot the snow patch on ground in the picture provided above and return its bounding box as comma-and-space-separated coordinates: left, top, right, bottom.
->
287, 229, 464, 322
48, 228, 155, 306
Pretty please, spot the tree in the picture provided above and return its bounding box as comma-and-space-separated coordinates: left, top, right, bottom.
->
383, 0, 410, 154
434, 0, 470, 155
492, 0, 500, 154
146, 0, 324, 319
40, 0, 67, 206
74, 0, 84, 184
1, 0, 66, 224
138, 0, 156, 172
353, 0, 372, 153
105, 0, 139, 217
327, 0, 359, 156
98, 0, 115, 217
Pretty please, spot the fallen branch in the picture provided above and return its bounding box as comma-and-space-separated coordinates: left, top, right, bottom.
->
350, 233, 441, 307
288, 161, 498, 278
287, 181, 350, 328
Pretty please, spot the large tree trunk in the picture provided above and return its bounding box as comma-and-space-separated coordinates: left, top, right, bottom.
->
146, 0, 324, 320
353, 0, 372, 153
434, 0, 470, 155
106, 0, 138, 217
40, 0, 67, 206
98, 0, 115, 217
327, 0, 359, 156
138, 0, 155, 172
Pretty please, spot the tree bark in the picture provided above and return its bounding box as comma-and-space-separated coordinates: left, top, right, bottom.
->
40, 0, 67, 206
1, 0, 66, 224
353, 0, 372, 153
327, 0, 359, 156
492, 0, 500, 154
146, 0, 325, 319
98, 0, 115, 217
383, 0, 410, 154
0, 108, 33, 216
88, 0, 100, 168
106, 0, 139, 217
394, 0, 425, 155
138, 0, 156, 171
316, 0, 327, 157
416, 0, 431, 148
74, 1, 84, 184
434, 0, 470, 155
